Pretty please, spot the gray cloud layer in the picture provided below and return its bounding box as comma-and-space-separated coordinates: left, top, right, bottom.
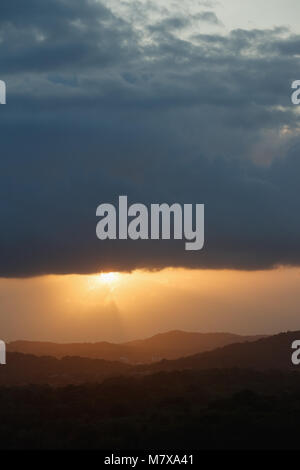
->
1, 0, 300, 276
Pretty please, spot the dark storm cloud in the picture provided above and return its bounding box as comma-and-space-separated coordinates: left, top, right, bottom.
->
1, 0, 300, 276
0, 0, 136, 74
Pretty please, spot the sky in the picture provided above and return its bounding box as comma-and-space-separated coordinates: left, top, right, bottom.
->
1, 0, 300, 341
103, 0, 300, 34
2, 267, 300, 342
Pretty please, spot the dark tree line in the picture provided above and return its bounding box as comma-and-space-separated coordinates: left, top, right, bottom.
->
1, 369, 300, 449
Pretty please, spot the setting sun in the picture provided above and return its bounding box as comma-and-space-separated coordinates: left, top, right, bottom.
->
99, 272, 119, 285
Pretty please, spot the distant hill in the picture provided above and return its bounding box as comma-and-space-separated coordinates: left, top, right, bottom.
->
141, 331, 300, 373
2, 331, 300, 386
7, 330, 264, 364
0, 353, 131, 386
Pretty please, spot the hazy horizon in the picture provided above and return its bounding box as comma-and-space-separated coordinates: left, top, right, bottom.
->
2, 266, 300, 343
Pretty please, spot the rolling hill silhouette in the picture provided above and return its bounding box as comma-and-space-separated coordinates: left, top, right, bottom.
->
0, 353, 131, 386
7, 330, 263, 364
1, 331, 299, 386
141, 331, 300, 372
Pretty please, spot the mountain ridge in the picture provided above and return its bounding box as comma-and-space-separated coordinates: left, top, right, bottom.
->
2, 330, 299, 385
140, 330, 299, 372
7, 330, 265, 363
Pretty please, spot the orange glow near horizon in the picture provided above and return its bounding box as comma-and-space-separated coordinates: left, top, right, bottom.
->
1, 267, 300, 343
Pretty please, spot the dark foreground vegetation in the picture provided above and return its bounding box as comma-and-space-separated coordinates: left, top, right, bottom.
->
1, 369, 300, 450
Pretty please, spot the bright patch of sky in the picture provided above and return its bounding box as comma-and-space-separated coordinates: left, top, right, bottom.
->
100, 0, 300, 37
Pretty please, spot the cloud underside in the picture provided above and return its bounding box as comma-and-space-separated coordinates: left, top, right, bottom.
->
1, 0, 300, 276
